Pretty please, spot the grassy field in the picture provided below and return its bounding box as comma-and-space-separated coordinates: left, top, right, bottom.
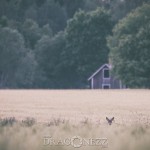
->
0, 90, 150, 150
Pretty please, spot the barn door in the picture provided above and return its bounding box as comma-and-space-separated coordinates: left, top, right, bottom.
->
102, 84, 110, 89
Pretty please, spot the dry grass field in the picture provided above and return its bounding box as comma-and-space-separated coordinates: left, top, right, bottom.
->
0, 89, 150, 150
0, 90, 150, 124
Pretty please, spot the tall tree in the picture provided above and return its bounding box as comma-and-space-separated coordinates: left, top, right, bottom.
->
64, 8, 113, 87
35, 32, 66, 88
21, 19, 42, 49
15, 50, 37, 88
37, 0, 67, 33
108, 3, 150, 88
0, 27, 25, 88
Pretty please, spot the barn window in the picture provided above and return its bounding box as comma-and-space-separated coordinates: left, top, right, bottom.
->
103, 69, 109, 78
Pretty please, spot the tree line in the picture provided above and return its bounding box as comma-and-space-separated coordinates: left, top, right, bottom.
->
0, 0, 150, 88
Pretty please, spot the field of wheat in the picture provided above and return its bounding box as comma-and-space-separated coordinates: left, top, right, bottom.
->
0, 89, 150, 150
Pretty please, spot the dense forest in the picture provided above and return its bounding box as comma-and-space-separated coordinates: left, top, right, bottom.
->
0, 0, 150, 89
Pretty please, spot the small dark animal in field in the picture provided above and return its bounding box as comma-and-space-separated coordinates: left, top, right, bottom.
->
106, 117, 114, 125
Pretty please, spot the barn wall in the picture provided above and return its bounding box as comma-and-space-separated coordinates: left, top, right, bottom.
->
91, 66, 121, 89
93, 71, 103, 89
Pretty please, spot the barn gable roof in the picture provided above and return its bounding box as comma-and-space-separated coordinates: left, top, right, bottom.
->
88, 64, 111, 81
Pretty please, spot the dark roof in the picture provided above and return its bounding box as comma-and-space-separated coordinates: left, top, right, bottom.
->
88, 64, 111, 81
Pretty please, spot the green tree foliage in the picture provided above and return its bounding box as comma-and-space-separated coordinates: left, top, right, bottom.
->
122, 0, 150, 13
42, 24, 53, 37
37, 0, 67, 33
109, 0, 150, 22
83, 0, 102, 11
55, 0, 85, 18
0, 16, 8, 27
0, 27, 37, 88
64, 8, 113, 87
19, 19, 53, 49
83, 0, 150, 22
0, 0, 149, 88
0, 0, 67, 33
108, 3, 150, 88
35, 32, 66, 88
21, 19, 42, 48
15, 51, 37, 88
0, 27, 25, 88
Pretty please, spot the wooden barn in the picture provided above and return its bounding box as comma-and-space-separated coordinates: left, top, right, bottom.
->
88, 64, 125, 89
